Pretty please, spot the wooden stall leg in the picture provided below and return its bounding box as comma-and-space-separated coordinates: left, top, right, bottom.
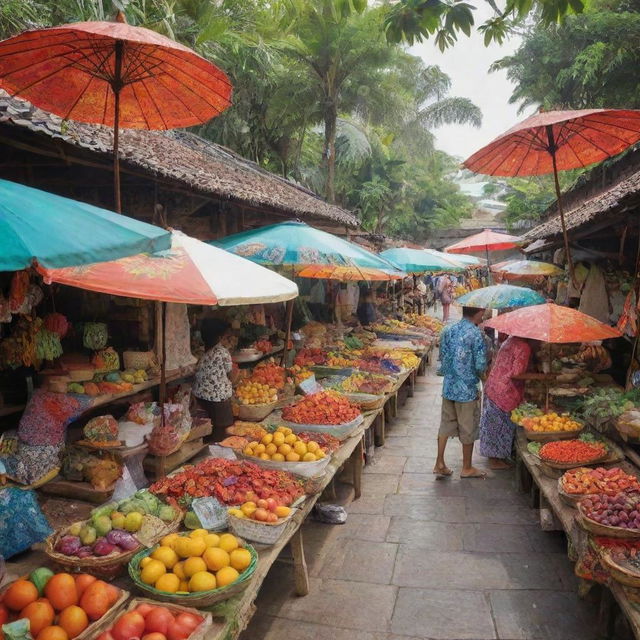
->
384, 397, 393, 423
392, 392, 398, 418
408, 372, 415, 398
596, 588, 616, 639
352, 437, 364, 499
374, 411, 385, 447
539, 494, 562, 531
290, 529, 310, 597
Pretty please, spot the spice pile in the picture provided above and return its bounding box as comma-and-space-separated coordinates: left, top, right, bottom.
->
539, 439, 607, 465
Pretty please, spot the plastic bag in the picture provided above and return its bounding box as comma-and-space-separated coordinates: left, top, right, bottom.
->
126, 402, 158, 426
83, 415, 119, 443
314, 503, 347, 524
0, 488, 52, 559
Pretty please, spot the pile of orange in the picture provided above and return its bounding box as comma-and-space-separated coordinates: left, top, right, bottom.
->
1, 571, 120, 640
235, 380, 278, 405
522, 412, 582, 433
242, 426, 327, 462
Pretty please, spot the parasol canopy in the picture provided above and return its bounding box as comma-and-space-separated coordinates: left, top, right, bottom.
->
499, 260, 563, 279
456, 285, 545, 310
445, 229, 521, 254
379, 248, 464, 275
0, 178, 170, 271
0, 15, 232, 212
40, 230, 298, 306
463, 110, 640, 283
431, 251, 484, 266
483, 303, 621, 343
215, 221, 405, 281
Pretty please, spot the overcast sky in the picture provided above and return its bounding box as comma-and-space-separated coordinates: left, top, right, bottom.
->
410, 5, 534, 162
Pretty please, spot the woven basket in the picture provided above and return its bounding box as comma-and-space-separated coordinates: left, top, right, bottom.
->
539, 451, 608, 470
227, 510, 296, 546
235, 451, 332, 479
128, 540, 258, 607
45, 513, 181, 579
601, 553, 640, 588
123, 350, 155, 370
344, 393, 385, 411
577, 503, 640, 539
234, 400, 278, 421
89, 597, 213, 640
556, 478, 591, 508
524, 426, 585, 442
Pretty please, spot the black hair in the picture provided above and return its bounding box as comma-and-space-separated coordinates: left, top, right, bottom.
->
201, 318, 230, 349
462, 306, 485, 318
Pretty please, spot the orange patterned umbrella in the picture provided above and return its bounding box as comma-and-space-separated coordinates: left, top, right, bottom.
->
445, 229, 521, 254
483, 303, 621, 343
0, 13, 232, 211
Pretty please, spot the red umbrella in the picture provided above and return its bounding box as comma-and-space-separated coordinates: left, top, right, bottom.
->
483, 303, 621, 343
0, 13, 232, 211
445, 229, 521, 254
463, 109, 640, 282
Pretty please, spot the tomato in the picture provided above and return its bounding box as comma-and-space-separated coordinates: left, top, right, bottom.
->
135, 603, 156, 618
96, 633, 115, 640
73, 575, 96, 599
166, 619, 192, 640
0, 604, 8, 625
112, 612, 145, 640
173, 613, 202, 633
20, 600, 55, 636
144, 608, 174, 635
141, 634, 167, 640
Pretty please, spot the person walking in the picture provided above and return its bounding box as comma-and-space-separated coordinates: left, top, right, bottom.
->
438, 274, 455, 322
434, 306, 488, 478
479, 336, 534, 470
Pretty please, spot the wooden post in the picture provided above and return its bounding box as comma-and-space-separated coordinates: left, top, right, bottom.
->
290, 529, 310, 596
281, 299, 294, 367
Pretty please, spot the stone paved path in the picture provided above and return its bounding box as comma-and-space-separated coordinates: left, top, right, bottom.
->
240, 369, 600, 640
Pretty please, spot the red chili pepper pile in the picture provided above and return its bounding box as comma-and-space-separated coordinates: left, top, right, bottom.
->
539, 439, 606, 464
149, 458, 305, 508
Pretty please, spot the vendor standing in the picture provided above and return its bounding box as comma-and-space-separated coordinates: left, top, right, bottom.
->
193, 318, 237, 441
479, 335, 534, 470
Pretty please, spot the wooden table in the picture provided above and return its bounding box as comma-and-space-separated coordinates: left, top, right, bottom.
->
206, 420, 370, 639
515, 432, 640, 638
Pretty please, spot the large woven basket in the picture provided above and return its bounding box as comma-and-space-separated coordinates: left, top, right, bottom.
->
539, 451, 608, 470
344, 392, 385, 411
227, 510, 296, 546
601, 553, 640, 588
45, 513, 181, 579
89, 597, 213, 640
556, 477, 591, 508
234, 400, 278, 421
524, 426, 585, 442
577, 502, 640, 539
128, 539, 258, 607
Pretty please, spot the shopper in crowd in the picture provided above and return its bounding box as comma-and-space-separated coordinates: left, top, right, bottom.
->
193, 318, 237, 441
438, 274, 455, 322
479, 336, 535, 470
357, 286, 378, 326
435, 306, 488, 478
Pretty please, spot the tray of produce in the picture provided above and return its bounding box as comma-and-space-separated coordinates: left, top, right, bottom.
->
559, 467, 640, 507
236, 426, 331, 478
281, 391, 363, 440
339, 372, 395, 395
538, 438, 609, 469
45, 490, 180, 578
343, 392, 386, 411
128, 531, 257, 606
519, 412, 584, 441
92, 598, 212, 640
0, 569, 127, 640
578, 492, 640, 538
149, 458, 306, 509
227, 499, 296, 546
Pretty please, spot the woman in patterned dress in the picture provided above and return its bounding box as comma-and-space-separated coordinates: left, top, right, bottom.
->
479, 336, 535, 470
193, 318, 237, 441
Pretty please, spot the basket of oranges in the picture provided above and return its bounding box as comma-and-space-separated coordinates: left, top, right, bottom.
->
227, 499, 297, 546
233, 380, 279, 421
236, 426, 332, 478
128, 530, 257, 607
520, 411, 584, 442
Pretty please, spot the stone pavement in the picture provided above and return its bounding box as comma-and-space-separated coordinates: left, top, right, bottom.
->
240, 370, 600, 640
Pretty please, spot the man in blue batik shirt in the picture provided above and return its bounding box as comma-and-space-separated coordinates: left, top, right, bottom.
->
435, 306, 488, 479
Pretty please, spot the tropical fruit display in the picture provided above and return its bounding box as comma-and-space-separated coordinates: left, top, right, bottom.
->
580, 492, 640, 530
1, 570, 122, 639
234, 380, 278, 406
130, 531, 253, 596
228, 498, 292, 523
241, 427, 327, 463
561, 467, 640, 496
282, 391, 360, 425
521, 412, 582, 433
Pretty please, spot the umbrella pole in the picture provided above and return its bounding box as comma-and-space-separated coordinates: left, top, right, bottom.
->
546, 127, 575, 286
112, 40, 124, 213
485, 246, 492, 285
281, 299, 294, 367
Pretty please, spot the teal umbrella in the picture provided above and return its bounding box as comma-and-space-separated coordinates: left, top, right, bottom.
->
439, 252, 484, 266
1, 179, 171, 270
456, 284, 545, 309
214, 221, 404, 280
380, 247, 464, 275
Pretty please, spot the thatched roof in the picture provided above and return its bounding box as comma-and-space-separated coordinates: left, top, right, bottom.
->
0, 91, 358, 227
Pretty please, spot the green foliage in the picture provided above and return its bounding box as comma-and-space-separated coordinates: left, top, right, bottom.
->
383, 0, 583, 50
492, 0, 640, 110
